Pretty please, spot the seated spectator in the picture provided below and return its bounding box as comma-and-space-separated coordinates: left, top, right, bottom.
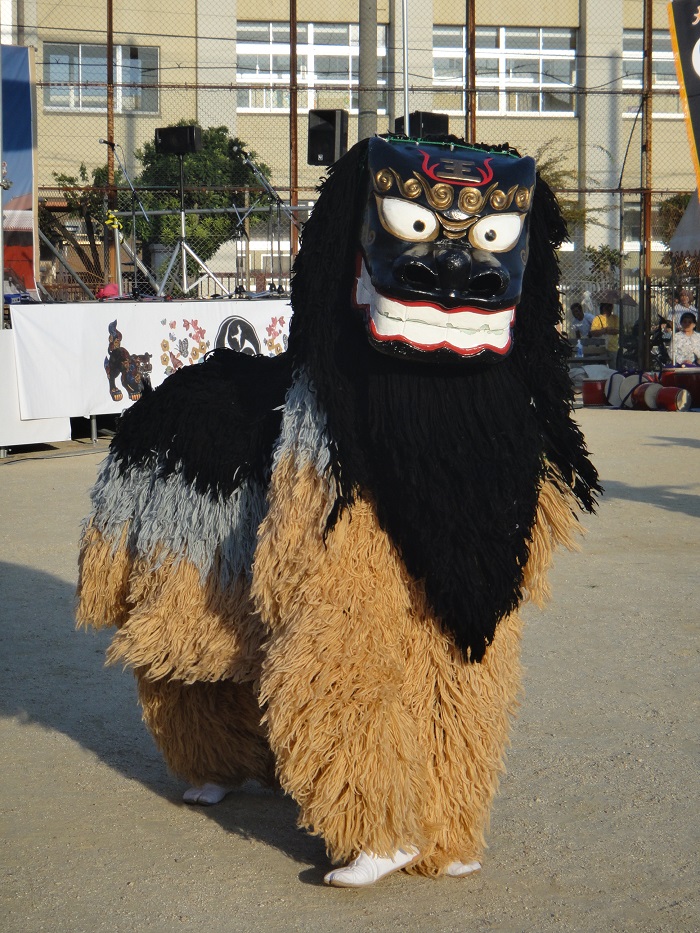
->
673, 311, 700, 365
590, 302, 620, 367
569, 301, 595, 340
673, 289, 698, 330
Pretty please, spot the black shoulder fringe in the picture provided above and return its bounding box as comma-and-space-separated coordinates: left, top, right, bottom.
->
509, 173, 602, 511
288, 137, 600, 661
110, 349, 292, 499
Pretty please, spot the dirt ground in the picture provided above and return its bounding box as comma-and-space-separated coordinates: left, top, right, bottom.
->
1, 408, 698, 933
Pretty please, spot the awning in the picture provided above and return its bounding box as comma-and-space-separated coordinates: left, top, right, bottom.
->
669, 192, 700, 256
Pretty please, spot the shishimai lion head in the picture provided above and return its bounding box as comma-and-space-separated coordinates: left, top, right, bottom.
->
354, 136, 536, 362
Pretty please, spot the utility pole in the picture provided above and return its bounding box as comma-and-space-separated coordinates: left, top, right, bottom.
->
289, 0, 299, 257
106, 0, 116, 285
358, 0, 378, 141
641, 0, 653, 369
464, 0, 476, 143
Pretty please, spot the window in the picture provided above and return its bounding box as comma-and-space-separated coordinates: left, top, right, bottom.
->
622, 29, 682, 118
43, 43, 159, 112
432, 25, 576, 116
236, 21, 387, 113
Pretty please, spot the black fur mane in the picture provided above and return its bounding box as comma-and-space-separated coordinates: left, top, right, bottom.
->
289, 136, 600, 661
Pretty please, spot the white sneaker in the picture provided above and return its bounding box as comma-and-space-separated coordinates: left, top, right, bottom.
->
182, 783, 234, 806
324, 847, 420, 887
445, 859, 481, 877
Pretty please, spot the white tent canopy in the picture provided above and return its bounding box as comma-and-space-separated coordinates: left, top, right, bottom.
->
669, 192, 700, 257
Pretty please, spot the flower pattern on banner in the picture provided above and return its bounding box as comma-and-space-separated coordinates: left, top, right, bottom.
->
264, 316, 288, 356
160, 318, 211, 375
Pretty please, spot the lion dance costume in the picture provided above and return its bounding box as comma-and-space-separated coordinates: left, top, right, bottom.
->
77, 136, 599, 886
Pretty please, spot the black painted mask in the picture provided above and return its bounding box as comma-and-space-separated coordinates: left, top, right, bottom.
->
352, 136, 536, 361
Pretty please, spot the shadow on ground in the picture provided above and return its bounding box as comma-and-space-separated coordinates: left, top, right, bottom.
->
599, 478, 700, 518
0, 560, 325, 870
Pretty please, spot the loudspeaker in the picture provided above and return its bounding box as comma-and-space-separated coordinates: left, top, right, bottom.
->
154, 125, 203, 155
394, 111, 449, 137
307, 110, 348, 165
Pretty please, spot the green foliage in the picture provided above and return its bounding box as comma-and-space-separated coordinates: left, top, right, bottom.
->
42, 162, 126, 284
134, 122, 273, 263
39, 125, 275, 291
533, 140, 604, 233
657, 192, 691, 247
583, 244, 625, 285
657, 192, 698, 277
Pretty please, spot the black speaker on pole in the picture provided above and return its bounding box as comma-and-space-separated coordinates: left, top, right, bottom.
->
394, 111, 450, 136
154, 125, 203, 155
307, 109, 348, 165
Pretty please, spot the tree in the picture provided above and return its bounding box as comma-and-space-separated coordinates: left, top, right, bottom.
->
40, 162, 125, 286
657, 192, 691, 247
533, 140, 604, 234
656, 192, 699, 280
134, 122, 273, 268
583, 244, 625, 287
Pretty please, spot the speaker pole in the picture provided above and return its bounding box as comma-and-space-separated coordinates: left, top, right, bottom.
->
358, 0, 378, 141
401, 0, 410, 134
155, 148, 232, 297
290, 0, 299, 257
179, 154, 188, 293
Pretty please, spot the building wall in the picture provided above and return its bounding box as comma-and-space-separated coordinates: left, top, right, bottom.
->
5, 0, 695, 280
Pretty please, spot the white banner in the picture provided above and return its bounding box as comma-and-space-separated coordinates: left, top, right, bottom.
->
11, 299, 291, 419
0, 330, 71, 446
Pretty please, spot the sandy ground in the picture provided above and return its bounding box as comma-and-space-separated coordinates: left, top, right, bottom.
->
1, 408, 698, 933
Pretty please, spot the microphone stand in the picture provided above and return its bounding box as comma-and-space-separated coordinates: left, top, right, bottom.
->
234, 146, 299, 295
100, 138, 157, 295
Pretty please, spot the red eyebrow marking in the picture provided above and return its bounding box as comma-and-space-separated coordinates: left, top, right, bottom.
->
419, 150, 494, 187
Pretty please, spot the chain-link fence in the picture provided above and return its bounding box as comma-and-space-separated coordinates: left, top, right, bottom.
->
21, 0, 695, 364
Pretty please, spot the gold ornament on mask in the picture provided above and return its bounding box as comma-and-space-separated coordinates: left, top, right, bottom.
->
458, 187, 486, 215
374, 169, 394, 192
514, 186, 533, 210
489, 185, 518, 211
415, 176, 454, 210
375, 168, 456, 210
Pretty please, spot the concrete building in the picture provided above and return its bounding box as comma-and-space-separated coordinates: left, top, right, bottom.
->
2, 0, 693, 282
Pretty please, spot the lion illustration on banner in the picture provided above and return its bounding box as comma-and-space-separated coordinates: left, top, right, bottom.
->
104, 320, 152, 402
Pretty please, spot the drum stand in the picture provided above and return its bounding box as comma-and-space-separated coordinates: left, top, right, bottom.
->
156, 153, 232, 297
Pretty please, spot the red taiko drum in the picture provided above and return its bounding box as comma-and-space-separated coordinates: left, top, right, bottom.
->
631, 383, 662, 410
660, 368, 679, 388
582, 378, 608, 406
671, 367, 700, 407
656, 386, 692, 411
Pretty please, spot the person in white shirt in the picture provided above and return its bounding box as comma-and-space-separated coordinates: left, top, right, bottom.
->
672, 290, 698, 330
673, 311, 700, 365
569, 301, 594, 339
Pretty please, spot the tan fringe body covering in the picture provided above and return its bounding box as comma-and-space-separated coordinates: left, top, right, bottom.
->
77, 377, 581, 875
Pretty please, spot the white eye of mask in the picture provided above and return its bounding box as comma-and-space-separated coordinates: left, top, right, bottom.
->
376, 196, 440, 242
468, 213, 525, 252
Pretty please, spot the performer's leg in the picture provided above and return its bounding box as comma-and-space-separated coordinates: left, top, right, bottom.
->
255, 459, 525, 880
402, 470, 579, 877
256, 469, 431, 865
136, 673, 276, 791
318, 606, 522, 883
401, 610, 524, 877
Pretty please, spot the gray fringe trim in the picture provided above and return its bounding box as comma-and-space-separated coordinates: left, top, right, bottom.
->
87, 451, 267, 585
272, 368, 334, 484
84, 369, 331, 585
